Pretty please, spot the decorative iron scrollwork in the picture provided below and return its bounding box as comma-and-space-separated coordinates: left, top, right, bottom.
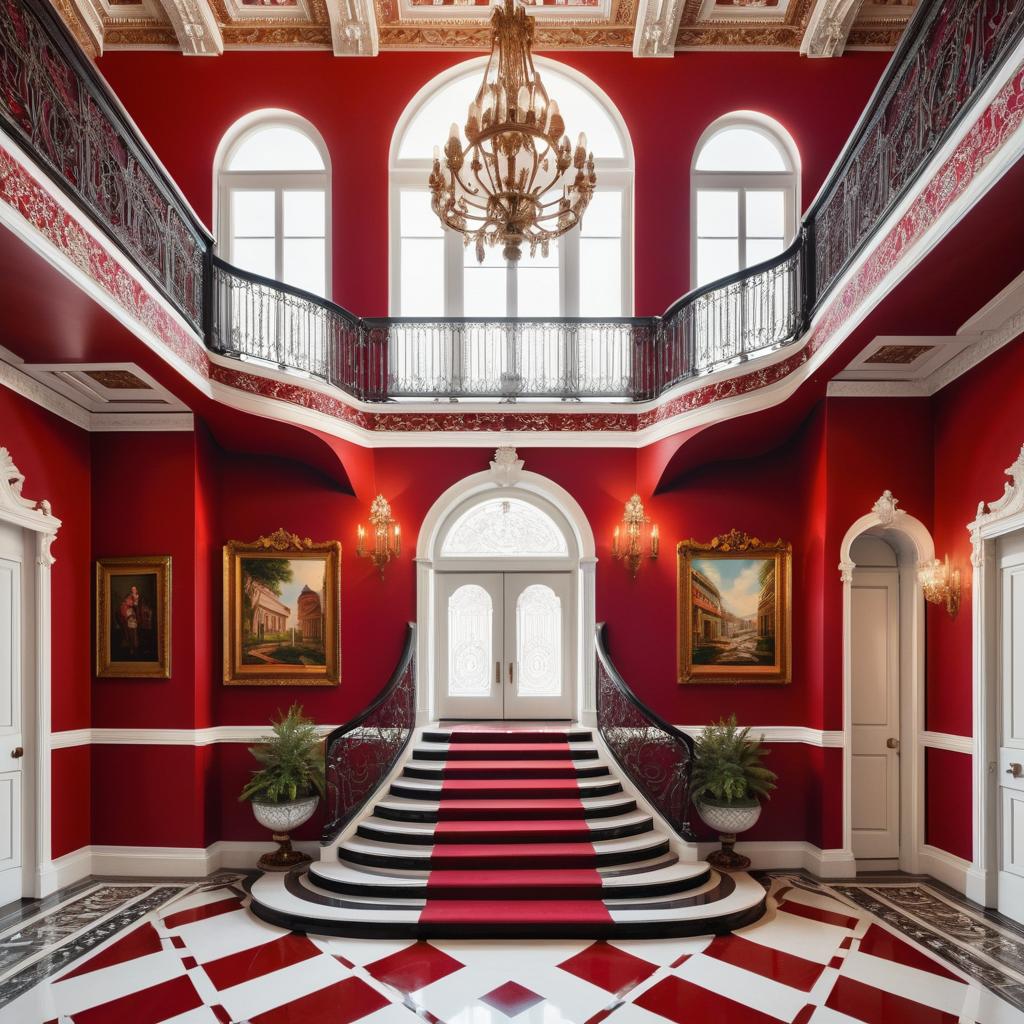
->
322, 624, 416, 846
596, 624, 696, 842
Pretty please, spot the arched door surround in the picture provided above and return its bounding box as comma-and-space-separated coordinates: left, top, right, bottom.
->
839, 490, 935, 876
415, 448, 597, 724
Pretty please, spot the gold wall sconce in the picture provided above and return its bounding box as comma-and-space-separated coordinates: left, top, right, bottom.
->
917, 555, 960, 617
357, 494, 401, 577
612, 494, 659, 579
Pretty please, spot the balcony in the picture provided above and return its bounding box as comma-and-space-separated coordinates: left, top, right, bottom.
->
2, 0, 1023, 406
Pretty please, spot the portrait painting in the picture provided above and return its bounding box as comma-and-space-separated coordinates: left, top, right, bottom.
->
224, 529, 340, 687
677, 530, 791, 685
96, 556, 171, 678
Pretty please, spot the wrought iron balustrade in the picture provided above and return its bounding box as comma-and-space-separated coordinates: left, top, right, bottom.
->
3, 0, 1024, 404
322, 624, 416, 846
596, 623, 696, 842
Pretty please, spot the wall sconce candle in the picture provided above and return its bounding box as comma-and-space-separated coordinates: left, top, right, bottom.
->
357, 494, 401, 578
612, 494, 658, 579
917, 554, 960, 617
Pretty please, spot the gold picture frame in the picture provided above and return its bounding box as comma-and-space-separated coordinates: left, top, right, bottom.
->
96, 556, 172, 678
677, 530, 792, 685
223, 529, 340, 687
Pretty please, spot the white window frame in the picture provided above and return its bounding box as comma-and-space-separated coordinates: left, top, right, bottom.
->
690, 111, 800, 291
214, 109, 333, 299
389, 58, 634, 318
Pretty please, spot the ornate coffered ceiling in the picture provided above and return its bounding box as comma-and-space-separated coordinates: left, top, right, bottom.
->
52, 0, 915, 57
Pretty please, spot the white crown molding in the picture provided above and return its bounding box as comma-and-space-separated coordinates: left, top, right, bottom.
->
800, 0, 861, 57
920, 730, 974, 755
326, 0, 378, 56
826, 380, 927, 398
156, 0, 223, 55
969, 442, 1024, 566
90, 413, 194, 432
0, 355, 90, 430
633, 0, 686, 57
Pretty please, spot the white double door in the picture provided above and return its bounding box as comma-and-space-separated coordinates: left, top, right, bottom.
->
437, 572, 574, 720
998, 532, 1024, 923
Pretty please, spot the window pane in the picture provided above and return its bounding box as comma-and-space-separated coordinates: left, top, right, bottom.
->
516, 584, 562, 697
232, 237, 275, 279
745, 237, 785, 268
283, 191, 325, 237
228, 125, 324, 171
581, 190, 621, 237
580, 238, 621, 317
695, 127, 787, 172
447, 584, 492, 698
283, 238, 326, 295
231, 190, 274, 237
537, 71, 624, 159
518, 269, 560, 317
400, 238, 444, 316
697, 190, 738, 239
400, 190, 443, 237
746, 191, 785, 238
697, 238, 740, 287
464, 269, 507, 318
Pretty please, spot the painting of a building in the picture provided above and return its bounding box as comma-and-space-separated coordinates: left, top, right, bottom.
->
250, 582, 289, 638
757, 561, 776, 641
692, 569, 724, 640
297, 584, 325, 641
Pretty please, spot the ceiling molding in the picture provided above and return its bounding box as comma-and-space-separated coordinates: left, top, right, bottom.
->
633, 0, 686, 57
156, 0, 224, 54
327, 0, 378, 55
800, 0, 860, 57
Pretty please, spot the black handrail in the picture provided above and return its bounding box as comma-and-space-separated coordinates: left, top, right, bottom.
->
3, 0, 1023, 405
321, 624, 417, 846
595, 623, 696, 842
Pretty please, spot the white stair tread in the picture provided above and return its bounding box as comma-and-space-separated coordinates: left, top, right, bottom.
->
413, 741, 599, 756
403, 757, 610, 773
374, 793, 637, 816
392, 775, 620, 793
358, 810, 653, 837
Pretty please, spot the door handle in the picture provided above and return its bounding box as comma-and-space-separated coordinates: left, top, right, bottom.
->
11, 747, 23, 759
886, 738, 900, 751
1007, 762, 1023, 779
495, 662, 500, 688
508, 662, 514, 687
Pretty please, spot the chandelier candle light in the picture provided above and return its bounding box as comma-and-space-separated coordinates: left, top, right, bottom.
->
357, 495, 401, 578
429, 0, 596, 263
612, 494, 659, 579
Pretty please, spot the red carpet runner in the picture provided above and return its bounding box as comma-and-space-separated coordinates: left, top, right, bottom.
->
419, 725, 614, 926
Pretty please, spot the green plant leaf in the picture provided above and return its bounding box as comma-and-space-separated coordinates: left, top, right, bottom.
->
238, 703, 327, 805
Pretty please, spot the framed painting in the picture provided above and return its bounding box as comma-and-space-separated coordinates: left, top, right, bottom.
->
677, 530, 792, 685
96, 556, 171, 678
224, 529, 340, 687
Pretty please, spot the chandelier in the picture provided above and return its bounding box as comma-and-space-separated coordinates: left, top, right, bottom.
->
428, 0, 596, 263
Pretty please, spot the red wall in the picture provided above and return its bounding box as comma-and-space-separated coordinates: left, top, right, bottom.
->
95, 49, 889, 317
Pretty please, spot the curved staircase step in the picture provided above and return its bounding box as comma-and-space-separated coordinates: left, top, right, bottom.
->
414, 741, 600, 761
374, 794, 638, 822
391, 776, 624, 800
424, 727, 592, 745
403, 758, 611, 780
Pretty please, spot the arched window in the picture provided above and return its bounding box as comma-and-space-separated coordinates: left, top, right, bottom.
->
691, 113, 800, 289
216, 111, 331, 299
390, 59, 634, 318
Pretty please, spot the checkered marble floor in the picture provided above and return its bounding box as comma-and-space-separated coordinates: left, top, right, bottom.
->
1, 875, 1021, 1023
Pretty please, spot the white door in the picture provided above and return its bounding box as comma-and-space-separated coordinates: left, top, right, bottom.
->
998, 532, 1024, 924
851, 566, 901, 860
0, 522, 24, 907
436, 572, 574, 720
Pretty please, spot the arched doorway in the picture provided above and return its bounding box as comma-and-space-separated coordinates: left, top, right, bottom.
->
416, 449, 596, 723
839, 491, 934, 873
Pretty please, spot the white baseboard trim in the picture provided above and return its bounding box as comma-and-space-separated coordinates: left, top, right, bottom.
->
46, 841, 322, 887
693, 841, 857, 878
918, 844, 971, 895
48, 847, 94, 892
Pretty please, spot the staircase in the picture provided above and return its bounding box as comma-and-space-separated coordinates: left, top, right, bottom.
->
249, 723, 767, 938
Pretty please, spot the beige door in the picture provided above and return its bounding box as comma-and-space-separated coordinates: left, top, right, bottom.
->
0, 521, 25, 906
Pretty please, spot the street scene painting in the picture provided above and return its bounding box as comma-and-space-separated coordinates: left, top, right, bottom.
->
678, 530, 791, 685
95, 556, 171, 678
224, 530, 340, 687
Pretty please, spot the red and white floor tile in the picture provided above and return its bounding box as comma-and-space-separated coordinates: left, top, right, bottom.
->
2, 876, 1021, 1023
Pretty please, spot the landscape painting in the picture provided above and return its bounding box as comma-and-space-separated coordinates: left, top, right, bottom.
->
677, 531, 791, 685
224, 530, 340, 686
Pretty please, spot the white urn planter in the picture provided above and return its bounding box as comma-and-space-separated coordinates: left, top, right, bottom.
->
252, 795, 319, 871
696, 798, 762, 871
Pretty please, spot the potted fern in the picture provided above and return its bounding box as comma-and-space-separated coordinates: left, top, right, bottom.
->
240, 704, 326, 871
691, 715, 777, 871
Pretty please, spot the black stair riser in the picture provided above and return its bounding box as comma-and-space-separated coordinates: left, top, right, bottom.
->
422, 731, 593, 745
403, 764, 611, 780
374, 800, 637, 823
338, 839, 671, 871
306, 868, 712, 902
356, 818, 654, 846
414, 747, 600, 762
389, 780, 625, 800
